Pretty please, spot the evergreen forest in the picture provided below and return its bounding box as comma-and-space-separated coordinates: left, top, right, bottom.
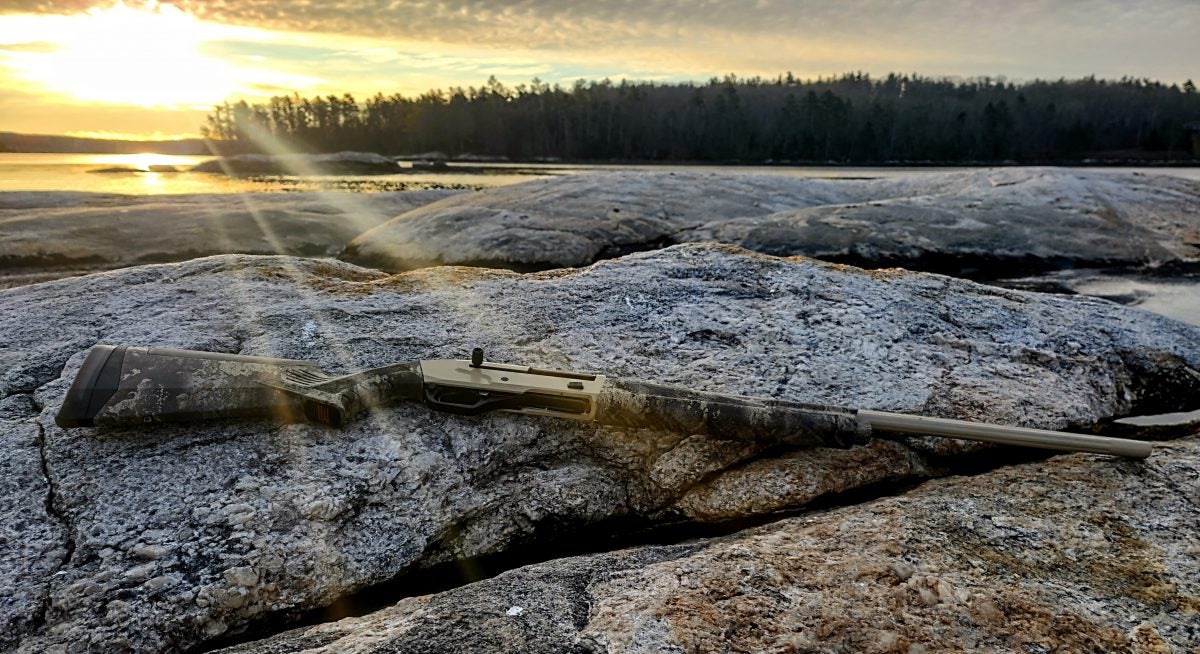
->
201, 73, 1200, 163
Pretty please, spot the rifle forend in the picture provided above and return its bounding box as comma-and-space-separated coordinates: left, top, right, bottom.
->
55, 345, 1152, 459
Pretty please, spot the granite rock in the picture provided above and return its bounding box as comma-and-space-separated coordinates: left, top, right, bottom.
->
1, 244, 1197, 651
686, 167, 1200, 273
218, 437, 1200, 653
342, 168, 1200, 274
0, 394, 68, 652
0, 190, 460, 282
341, 171, 871, 270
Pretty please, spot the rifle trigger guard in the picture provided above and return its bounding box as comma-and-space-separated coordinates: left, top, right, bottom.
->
423, 383, 519, 416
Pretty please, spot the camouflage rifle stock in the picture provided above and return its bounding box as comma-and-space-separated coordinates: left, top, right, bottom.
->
55, 345, 1152, 458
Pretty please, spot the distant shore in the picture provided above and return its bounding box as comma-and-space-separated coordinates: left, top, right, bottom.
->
0, 131, 207, 155
3, 132, 1197, 168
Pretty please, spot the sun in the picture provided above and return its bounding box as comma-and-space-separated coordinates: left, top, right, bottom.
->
9, 2, 246, 108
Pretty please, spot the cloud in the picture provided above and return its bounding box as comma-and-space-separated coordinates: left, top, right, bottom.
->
6, 3, 1197, 87
3, 0, 1197, 139
187, 1, 1200, 50
8, 1, 1199, 54
55, 2, 1197, 82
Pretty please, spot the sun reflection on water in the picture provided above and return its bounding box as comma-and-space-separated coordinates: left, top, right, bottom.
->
112, 153, 186, 171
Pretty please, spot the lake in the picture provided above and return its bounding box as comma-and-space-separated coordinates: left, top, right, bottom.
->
3, 152, 1199, 195
0, 152, 541, 194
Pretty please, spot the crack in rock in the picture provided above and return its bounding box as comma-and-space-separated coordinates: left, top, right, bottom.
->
197, 442, 1077, 653
4, 245, 1198, 652
212, 437, 1200, 654
30, 416, 77, 635
0, 393, 72, 652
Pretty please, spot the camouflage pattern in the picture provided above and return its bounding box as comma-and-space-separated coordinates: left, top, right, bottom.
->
57, 346, 871, 452
594, 378, 872, 449
55, 346, 423, 428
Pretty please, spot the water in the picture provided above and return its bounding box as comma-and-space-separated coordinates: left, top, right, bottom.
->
1042, 271, 1200, 327
0, 153, 546, 194
3, 152, 1198, 195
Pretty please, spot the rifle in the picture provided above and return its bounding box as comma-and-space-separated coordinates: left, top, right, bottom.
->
54, 345, 1151, 459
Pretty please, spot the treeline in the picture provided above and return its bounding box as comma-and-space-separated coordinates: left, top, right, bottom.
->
202, 73, 1200, 163
0, 132, 207, 155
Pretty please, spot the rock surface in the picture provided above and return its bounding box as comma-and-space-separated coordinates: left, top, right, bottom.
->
190, 152, 401, 175
342, 171, 868, 270
688, 168, 1200, 274
218, 437, 1200, 654
342, 168, 1200, 274
1, 244, 1198, 652
0, 189, 460, 284
0, 394, 67, 652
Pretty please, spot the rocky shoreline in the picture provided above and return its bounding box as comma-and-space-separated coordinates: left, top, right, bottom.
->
5, 168, 1197, 324
0, 189, 463, 289
342, 168, 1200, 276
1, 169, 1198, 652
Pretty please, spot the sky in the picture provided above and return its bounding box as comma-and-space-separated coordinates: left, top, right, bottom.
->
1, 0, 1197, 140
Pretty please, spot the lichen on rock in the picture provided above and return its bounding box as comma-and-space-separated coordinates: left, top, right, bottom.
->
215, 439, 1200, 653
1, 243, 1197, 652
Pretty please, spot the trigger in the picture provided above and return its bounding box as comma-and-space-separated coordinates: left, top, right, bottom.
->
423, 384, 519, 416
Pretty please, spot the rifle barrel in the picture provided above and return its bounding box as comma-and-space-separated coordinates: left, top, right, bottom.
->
856, 410, 1151, 459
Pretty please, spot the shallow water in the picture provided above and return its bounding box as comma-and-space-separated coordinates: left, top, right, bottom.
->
2, 152, 1198, 195
0, 153, 545, 194
1001, 270, 1200, 328
1054, 273, 1200, 327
